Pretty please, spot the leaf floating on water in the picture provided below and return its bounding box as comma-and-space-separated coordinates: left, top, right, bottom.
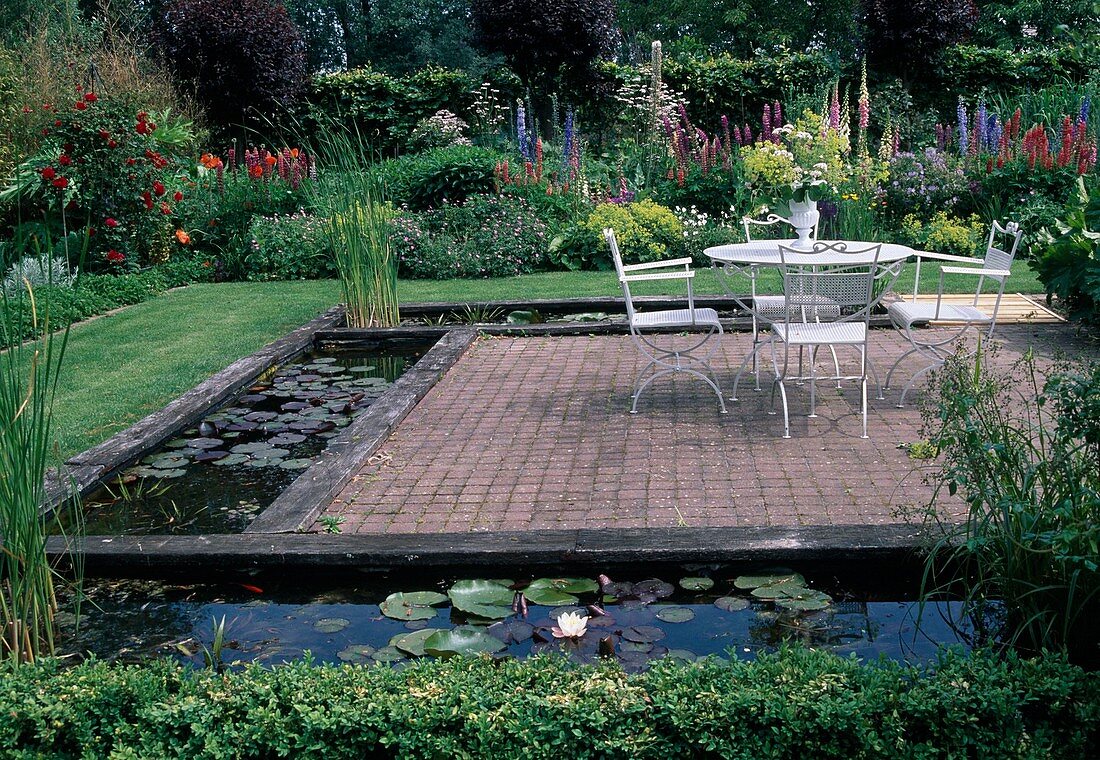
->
424, 626, 507, 658
278, 458, 314, 470
193, 450, 229, 463
390, 628, 443, 657
487, 619, 534, 644
336, 644, 375, 663
734, 570, 806, 590
620, 625, 666, 644
773, 588, 833, 611
664, 649, 698, 663
679, 577, 715, 591
370, 646, 406, 663
447, 580, 514, 620
714, 596, 751, 612
655, 606, 695, 623
522, 578, 595, 606
380, 592, 447, 621
750, 581, 812, 601
633, 579, 675, 599
313, 617, 350, 633
211, 453, 249, 467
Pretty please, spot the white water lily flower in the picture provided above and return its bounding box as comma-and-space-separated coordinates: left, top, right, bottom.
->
552, 611, 588, 639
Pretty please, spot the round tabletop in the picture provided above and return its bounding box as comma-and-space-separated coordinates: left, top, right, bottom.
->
705, 240, 917, 267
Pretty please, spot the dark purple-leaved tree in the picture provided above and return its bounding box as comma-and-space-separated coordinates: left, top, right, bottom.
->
863, 0, 979, 82
470, 0, 618, 91
154, 0, 307, 128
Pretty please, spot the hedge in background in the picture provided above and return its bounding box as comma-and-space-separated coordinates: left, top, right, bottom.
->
1, 648, 1096, 758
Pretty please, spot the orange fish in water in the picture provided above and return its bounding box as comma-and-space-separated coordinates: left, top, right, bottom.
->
239, 583, 263, 594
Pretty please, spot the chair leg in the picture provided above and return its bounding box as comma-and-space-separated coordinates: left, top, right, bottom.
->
778, 379, 791, 439
807, 345, 818, 418
866, 355, 884, 400
731, 339, 765, 402
828, 345, 841, 389
860, 348, 869, 439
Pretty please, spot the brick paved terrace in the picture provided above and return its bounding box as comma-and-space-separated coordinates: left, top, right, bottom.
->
317, 324, 1094, 535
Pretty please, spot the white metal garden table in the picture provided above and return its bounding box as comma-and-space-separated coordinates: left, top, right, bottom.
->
704, 240, 917, 398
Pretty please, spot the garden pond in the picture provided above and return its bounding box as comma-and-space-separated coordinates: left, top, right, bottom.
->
65, 344, 427, 535
57, 564, 989, 671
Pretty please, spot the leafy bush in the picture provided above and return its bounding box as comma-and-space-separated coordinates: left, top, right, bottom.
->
650, 162, 750, 219
305, 66, 474, 154
899, 211, 986, 257
2, 93, 191, 271
392, 194, 549, 278
154, 0, 307, 128
376, 145, 502, 211
551, 199, 685, 270
1032, 178, 1100, 320
0, 649, 1097, 758
936, 46, 1093, 100
922, 350, 1100, 660
245, 213, 334, 281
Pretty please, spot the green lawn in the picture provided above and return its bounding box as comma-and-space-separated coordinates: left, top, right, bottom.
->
45, 260, 1045, 459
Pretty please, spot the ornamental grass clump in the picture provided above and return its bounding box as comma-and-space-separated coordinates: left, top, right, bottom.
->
0, 227, 80, 665
920, 347, 1100, 664
305, 123, 399, 328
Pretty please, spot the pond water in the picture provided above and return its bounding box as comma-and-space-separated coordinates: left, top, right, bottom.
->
69, 345, 428, 536
58, 564, 988, 671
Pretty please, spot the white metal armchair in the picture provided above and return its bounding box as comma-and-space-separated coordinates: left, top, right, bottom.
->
885, 221, 1023, 407
768, 242, 899, 439
605, 228, 726, 414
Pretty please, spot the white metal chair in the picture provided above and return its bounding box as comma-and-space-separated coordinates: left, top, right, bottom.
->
768, 242, 900, 439
727, 213, 836, 400
885, 221, 1023, 407
605, 228, 726, 414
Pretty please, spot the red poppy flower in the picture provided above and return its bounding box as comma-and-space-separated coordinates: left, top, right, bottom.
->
173, 191, 183, 202
108, 140, 117, 148
41, 167, 56, 180
135, 122, 149, 135
84, 92, 97, 102
105, 217, 118, 228
248, 165, 263, 179
53, 119, 61, 127
106, 249, 125, 263
126, 157, 136, 166
160, 202, 170, 215
74, 101, 86, 111
141, 191, 153, 209
153, 181, 165, 196
58, 154, 71, 166
136, 111, 147, 122
98, 129, 110, 139
52, 177, 68, 189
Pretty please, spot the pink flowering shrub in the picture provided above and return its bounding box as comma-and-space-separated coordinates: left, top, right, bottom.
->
391, 194, 549, 279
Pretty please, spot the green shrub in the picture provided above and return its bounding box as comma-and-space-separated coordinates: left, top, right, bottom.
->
376, 145, 502, 211
0, 649, 1096, 758
936, 46, 1092, 100
392, 194, 550, 278
304, 65, 475, 154
1032, 178, 1100, 321
649, 162, 750, 219
551, 199, 685, 270
245, 213, 334, 281
899, 211, 986, 257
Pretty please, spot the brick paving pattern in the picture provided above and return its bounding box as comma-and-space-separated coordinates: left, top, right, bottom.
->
319, 324, 1093, 534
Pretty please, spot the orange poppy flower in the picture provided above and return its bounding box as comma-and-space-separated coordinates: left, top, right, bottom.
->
248, 165, 263, 179
175, 229, 191, 244
264, 154, 277, 167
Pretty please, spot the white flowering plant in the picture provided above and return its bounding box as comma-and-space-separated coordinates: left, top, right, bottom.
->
741, 111, 848, 203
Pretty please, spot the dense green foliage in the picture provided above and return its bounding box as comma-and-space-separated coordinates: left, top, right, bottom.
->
244, 213, 335, 281
0, 650, 1096, 758
1032, 178, 1100, 321
376, 145, 502, 210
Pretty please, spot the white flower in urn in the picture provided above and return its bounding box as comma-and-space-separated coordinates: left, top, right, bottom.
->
552, 611, 588, 639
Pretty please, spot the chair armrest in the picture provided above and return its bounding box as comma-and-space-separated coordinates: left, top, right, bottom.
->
621, 257, 694, 272
940, 266, 1011, 278
913, 251, 984, 264
622, 270, 696, 283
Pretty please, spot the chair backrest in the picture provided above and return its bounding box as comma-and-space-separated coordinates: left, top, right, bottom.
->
604, 228, 636, 322
776, 241, 892, 329
982, 220, 1023, 277
742, 212, 818, 242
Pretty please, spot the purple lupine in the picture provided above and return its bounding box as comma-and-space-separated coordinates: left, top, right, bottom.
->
733, 125, 743, 146
1080, 96, 1091, 125
662, 114, 674, 140
678, 103, 691, 130
935, 124, 946, 151
744, 124, 753, 144
975, 102, 987, 151
987, 114, 1001, 153
516, 103, 529, 161
957, 100, 969, 157
762, 106, 772, 142
721, 114, 731, 152
228, 146, 237, 173
773, 101, 782, 128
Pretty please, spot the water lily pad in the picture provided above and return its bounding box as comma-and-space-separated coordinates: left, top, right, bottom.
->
619, 639, 654, 654
774, 588, 833, 612
424, 626, 507, 658
143, 454, 189, 469
278, 458, 314, 470
337, 644, 375, 663
370, 646, 406, 663
634, 579, 675, 599
349, 365, 375, 373
734, 570, 806, 590
187, 437, 224, 449
664, 649, 698, 663
655, 606, 695, 623
487, 619, 534, 644
270, 433, 308, 445
714, 596, 751, 612
390, 628, 443, 657
165, 438, 191, 449
751, 581, 811, 601
620, 625, 666, 644
523, 578, 595, 606
506, 309, 543, 325
313, 617, 350, 633
211, 453, 249, 467
679, 577, 714, 591
230, 442, 276, 454
380, 591, 448, 621
250, 448, 291, 460
246, 458, 285, 468
447, 580, 514, 620
194, 450, 229, 463
152, 468, 187, 479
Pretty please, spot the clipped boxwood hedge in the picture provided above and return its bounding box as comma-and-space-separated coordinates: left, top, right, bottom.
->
1, 648, 1096, 758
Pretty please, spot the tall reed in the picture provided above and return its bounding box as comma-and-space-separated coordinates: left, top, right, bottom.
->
919, 346, 1100, 663
303, 121, 400, 328
0, 229, 78, 665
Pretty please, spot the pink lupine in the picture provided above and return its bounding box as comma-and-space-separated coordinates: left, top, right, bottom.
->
773, 101, 782, 129
733, 125, 743, 146
744, 124, 752, 144
829, 86, 840, 130
762, 106, 772, 142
